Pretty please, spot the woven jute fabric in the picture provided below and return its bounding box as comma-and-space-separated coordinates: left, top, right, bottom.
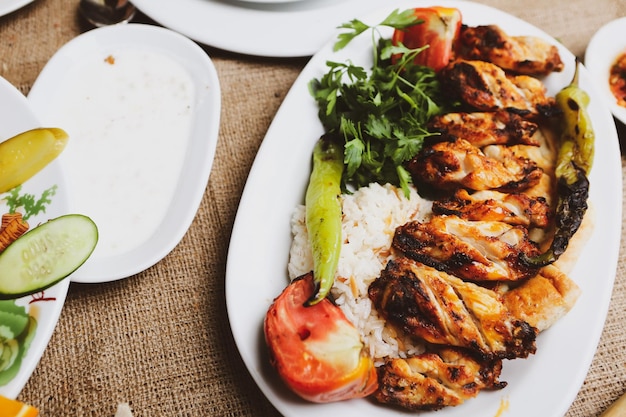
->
1, 0, 625, 415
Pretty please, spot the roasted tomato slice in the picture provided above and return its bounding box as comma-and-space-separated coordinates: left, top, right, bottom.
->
264, 272, 378, 403
392, 7, 462, 71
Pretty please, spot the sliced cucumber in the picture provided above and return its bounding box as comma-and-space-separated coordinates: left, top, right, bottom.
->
0, 214, 98, 299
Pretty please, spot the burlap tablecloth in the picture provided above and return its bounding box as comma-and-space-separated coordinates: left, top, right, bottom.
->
1, 0, 625, 415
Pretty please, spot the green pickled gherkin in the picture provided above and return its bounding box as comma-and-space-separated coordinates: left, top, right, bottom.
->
304, 135, 344, 306
0, 128, 68, 194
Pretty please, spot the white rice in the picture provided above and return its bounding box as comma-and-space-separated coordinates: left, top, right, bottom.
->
288, 182, 432, 364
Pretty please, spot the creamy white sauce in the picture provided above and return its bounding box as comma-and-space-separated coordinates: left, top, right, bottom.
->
51, 50, 194, 259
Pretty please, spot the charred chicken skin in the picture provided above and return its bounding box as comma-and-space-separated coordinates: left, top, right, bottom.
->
369, 257, 537, 360
429, 110, 540, 147
407, 138, 543, 193
432, 188, 551, 228
392, 216, 543, 282
439, 59, 557, 117
457, 25, 564, 76
374, 346, 506, 411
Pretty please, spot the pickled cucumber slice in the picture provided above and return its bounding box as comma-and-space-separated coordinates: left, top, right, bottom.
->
0, 214, 98, 299
0, 128, 69, 193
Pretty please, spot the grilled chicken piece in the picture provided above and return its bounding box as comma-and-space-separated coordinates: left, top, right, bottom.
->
483, 143, 545, 191
375, 347, 506, 411
392, 216, 542, 282
432, 188, 552, 228
407, 138, 543, 193
440, 60, 557, 117
502, 264, 581, 332
369, 257, 537, 359
507, 130, 558, 174
429, 111, 540, 147
458, 25, 564, 76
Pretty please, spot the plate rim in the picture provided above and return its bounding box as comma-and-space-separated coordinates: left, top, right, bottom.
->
130, 0, 416, 58
0, 75, 71, 399
0, 0, 34, 17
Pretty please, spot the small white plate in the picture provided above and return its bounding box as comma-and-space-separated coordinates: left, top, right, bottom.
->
28, 24, 221, 283
0, 0, 33, 17
585, 16, 626, 125
0, 76, 70, 399
130, 0, 399, 58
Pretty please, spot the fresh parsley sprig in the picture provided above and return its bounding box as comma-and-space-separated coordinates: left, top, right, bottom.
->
309, 9, 445, 198
333, 9, 422, 52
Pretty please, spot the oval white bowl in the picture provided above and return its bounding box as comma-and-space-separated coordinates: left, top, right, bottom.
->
28, 24, 221, 283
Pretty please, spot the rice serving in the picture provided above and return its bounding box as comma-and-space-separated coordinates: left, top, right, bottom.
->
288, 182, 433, 364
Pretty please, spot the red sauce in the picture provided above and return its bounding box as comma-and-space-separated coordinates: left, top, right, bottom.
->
609, 51, 626, 107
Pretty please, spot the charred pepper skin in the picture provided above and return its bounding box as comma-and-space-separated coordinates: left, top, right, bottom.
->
524, 169, 589, 266
522, 62, 594, 268
304, 134, 344, 306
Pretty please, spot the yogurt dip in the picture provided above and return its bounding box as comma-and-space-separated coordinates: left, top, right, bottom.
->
51, 49, 194, 259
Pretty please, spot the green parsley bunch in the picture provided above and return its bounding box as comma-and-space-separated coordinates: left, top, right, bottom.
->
309, 9, 445, 198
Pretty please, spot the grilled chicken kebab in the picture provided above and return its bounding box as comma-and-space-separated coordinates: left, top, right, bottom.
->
266, 8, 590, 414
367, 19, 586, 411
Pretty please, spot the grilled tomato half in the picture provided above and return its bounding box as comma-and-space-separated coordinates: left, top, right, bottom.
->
392, 6, 463, 71
264, 272, 378, 403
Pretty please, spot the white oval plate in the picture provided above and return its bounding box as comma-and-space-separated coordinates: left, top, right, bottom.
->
0, 76, 71, 399
28, 24, 221, 283
131, 0, 402, 58
0, 0, 33, 17
225, 1, 622, 416
585, 16, 626, 126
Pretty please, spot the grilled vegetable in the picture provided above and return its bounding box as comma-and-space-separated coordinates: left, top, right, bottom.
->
554, 62, 594, 181
264, 272, 378, 402
304, 135, 343, 306
522, 62, 594, 267
0, 128, 68, 194
391, 7, 463, 71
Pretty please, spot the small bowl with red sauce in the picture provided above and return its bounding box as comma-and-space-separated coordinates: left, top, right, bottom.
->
585, 16, 626, 126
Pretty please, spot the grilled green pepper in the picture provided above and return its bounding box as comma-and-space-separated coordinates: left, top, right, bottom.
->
554, 62, 594, 182
522, 62, 594, 267
305, 135, 344, 306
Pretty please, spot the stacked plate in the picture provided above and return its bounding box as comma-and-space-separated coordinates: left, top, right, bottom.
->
130, 0, 393, 57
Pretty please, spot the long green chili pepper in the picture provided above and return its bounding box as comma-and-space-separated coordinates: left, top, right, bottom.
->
304, 134, 344, 306
521, 61, 594, 267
